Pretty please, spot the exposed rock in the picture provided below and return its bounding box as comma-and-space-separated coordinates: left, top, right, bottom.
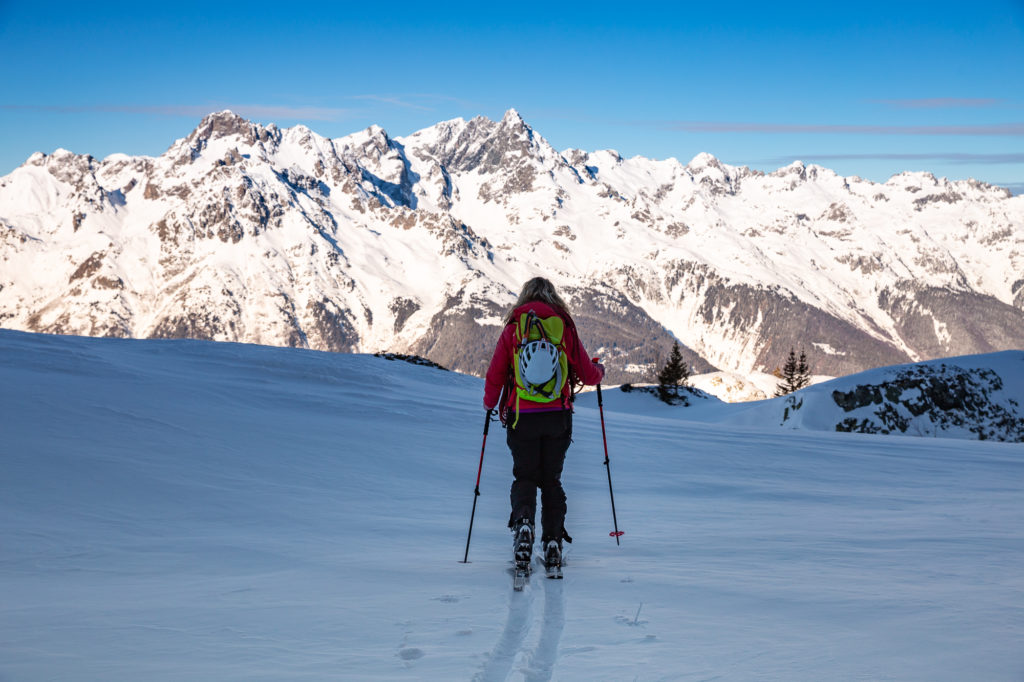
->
833, 363, 1024, 441
390, 297, 421, 333
69, 252, 105, 282
374, 351, 448, 371
820, 202, 854, 223
305, 298, 358, 352
409, 290, 507, 375
914, 191, 963, 211
878, 285, 1024, 359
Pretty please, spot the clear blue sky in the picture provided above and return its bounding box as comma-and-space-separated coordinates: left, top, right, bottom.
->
2, 0, 1022, 192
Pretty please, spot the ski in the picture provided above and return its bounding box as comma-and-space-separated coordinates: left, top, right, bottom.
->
545, 563, 562, 579
513, 565, 529, 591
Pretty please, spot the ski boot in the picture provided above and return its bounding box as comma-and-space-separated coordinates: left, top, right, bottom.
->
543, 539, 563, 579
512, 518, 534, 590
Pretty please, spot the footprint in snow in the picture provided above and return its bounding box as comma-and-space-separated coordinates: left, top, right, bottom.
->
398, 648, 424, 661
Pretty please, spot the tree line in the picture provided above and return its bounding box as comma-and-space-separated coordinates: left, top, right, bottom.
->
651, 342, 811, 404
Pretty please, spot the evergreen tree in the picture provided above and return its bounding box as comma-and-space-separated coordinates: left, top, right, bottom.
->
657, 341, 690, 403
797, 351, 810, 387
774, 348, 811, 397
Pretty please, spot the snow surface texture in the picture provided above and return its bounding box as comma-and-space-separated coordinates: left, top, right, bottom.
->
2, 329, 1023, 681
2, 110, 1023, 388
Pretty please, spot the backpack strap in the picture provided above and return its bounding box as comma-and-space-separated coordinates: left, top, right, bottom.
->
511, 309, 546, 429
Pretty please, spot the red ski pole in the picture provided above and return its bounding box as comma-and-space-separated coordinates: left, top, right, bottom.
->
593, 358, 623, 545
461, 409, 494, 563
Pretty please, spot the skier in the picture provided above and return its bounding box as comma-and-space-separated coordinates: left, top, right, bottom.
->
483, 277, 604, 582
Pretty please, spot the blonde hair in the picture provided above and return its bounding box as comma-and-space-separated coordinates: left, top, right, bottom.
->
503, 277, 571, 325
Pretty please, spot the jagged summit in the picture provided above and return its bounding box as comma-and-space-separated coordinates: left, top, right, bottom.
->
185, 110, 277, 147
502, 107, 524, 123
687, 151, 721, 168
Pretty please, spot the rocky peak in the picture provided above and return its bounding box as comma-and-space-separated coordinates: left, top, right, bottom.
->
411, 114, 521, 173
687, 152, 722, 171
886, 170, 940, 192
363, 125, 392, 155
773, 160, 807, 177
186, 111, 277, 148
502, 107, 524, 124
41, 148, 99, 186
686, 152, 740, 195
499, 108, 531, 137
26, 151, 48, 167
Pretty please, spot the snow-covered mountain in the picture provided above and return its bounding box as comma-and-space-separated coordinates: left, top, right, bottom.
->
2, 109, 1022, 383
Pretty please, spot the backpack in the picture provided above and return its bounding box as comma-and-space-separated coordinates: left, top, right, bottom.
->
507, 309, 572, 427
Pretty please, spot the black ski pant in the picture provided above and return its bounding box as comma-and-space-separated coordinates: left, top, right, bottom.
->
507, 410, 572, 543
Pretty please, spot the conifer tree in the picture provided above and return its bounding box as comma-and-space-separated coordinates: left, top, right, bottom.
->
657, 341, 690, 403
774, 348, 811, 397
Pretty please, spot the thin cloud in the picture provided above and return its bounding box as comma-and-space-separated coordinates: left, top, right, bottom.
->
0, 104, 349, 121
663, 121, 1024, 136
874, 98, 1003, 109
346, 93, 479, 111
755, 152, 1024, 166
228, 105, 350, 121
348, 95, 434, 112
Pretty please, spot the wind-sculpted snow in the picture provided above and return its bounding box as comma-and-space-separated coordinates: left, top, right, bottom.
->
1, 110, 1023, 389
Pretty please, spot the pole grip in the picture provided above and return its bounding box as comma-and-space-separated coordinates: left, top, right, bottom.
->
591, 358, 604, 407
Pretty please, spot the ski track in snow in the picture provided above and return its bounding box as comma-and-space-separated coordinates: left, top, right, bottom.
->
475, 574, 534, 682
476, 561, 565, 682
523, 573, 565, 682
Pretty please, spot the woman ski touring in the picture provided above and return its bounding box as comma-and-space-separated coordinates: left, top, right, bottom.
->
483, 277, 604, 585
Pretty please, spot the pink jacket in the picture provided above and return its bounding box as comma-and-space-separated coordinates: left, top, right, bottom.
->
483, 301, 605, 412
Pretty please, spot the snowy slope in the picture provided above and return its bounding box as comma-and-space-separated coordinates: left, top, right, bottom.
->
2, 329, 1023, 681
1, 110, 1023, 388
709, 351, 1024, 440
589, 352, 1024, 441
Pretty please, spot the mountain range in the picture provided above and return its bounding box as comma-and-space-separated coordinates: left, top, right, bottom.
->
1, 109, 1022, 384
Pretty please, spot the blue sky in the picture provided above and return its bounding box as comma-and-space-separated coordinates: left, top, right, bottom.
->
2, 1, 1022, 192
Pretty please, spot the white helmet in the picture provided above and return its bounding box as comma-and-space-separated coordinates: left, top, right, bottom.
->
519, 339, 561, 394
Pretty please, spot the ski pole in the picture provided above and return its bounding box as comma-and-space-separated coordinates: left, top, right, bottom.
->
461, 409, 494, 563
593, 359, 623, 545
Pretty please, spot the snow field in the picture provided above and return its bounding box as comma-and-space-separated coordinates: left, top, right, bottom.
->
1, 329, 1023, 681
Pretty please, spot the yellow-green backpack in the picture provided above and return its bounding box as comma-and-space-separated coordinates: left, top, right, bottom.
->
510, 310, 570, 426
